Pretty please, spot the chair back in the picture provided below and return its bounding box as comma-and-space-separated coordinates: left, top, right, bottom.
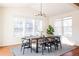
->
52, 36, 60, 44
21, 36, 30, 44
54, 36, 60, 41
42, 35, 49, 43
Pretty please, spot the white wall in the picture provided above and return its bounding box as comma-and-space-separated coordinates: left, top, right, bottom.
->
0, 7, 3, 46
49, 10, 79, 46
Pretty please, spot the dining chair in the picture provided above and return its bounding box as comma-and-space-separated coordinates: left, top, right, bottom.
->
21, 36, 32, 54
40, 35, 51, 55
54, 36, 62, 49
50, 36, 62, 50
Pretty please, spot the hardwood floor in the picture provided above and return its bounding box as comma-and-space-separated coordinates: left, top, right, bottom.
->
61, 47, 79, 56
0, 45, 79, 56
0, 45, 20, 56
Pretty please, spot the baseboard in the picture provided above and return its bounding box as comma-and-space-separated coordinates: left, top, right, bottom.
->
0, 43, 21, 47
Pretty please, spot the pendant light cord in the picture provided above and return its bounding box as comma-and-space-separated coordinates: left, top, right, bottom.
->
40, 0, 42, 16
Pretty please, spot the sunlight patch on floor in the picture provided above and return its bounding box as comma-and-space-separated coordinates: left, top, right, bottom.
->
61, 36, 74, 46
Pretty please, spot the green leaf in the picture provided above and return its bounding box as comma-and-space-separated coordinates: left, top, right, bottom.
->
47, 25, 54, 35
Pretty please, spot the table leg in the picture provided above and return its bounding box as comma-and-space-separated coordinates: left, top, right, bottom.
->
59, 37, 62, 49
36, 39, 38, 53
29, 39, 31, 48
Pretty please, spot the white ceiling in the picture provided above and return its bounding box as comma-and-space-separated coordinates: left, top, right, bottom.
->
0, 3, 78, 17
30, 3, 79, 16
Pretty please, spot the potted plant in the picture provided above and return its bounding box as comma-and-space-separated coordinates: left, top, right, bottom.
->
47, 25, 54, 36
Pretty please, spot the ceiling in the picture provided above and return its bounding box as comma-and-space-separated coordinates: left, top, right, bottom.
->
30, 3, 79, 16
0, 3, 79, 17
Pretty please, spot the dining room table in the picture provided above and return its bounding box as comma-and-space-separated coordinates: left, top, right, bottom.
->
29, 35, 61, 53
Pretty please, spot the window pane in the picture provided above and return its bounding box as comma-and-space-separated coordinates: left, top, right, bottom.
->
64, 26, 72, 32
34, 20, 42, 36
63, 19, 72, 26
24, 19, 42, 36
54, 19, 62, 35
54, 17, 72, 37
25, 20, 33, 35
14, 21, 23, 35
54, 27, 62, 35
63, 17, 72, 37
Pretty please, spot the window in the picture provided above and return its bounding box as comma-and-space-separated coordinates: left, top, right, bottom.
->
54, 17, 72, 37
63, 17, 72, 37
25, 19, 34, 35
25, 19, 42, 36
54, 19, 62, 35
14, 16, 42, 36
14, 20, 23, 36
34, 20, 42, 35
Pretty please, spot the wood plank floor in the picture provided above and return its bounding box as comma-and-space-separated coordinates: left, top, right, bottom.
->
61, 47, 79, 56
0, 45, 20, 56
0, 45, 79, 56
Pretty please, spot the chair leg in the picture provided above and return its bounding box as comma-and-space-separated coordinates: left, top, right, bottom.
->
60, 43, 62, 49
55, 46, 58, 50
55, 44, 59, 50
57, 44, 59, 50
55, 46, 56, 50
54, 44, 57, 50
31, 46, 32, 53
50, 46, 52, 52
21, 45, 23, 51
42, 45, 44, 55
48, 47, 50, 53
54, 44, 56, 50
44, 47, 46, 50
23, 47, 25, 54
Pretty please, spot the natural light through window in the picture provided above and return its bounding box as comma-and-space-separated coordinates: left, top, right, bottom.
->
63, 17, 72, 37
54, 17, 72, 37
54, 17, 73, 46
13, 16, 43, 37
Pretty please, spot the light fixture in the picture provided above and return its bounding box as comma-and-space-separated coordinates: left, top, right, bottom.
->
34, 3, 46, 17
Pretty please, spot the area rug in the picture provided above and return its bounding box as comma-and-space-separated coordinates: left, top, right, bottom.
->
11, 44, 76, 56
